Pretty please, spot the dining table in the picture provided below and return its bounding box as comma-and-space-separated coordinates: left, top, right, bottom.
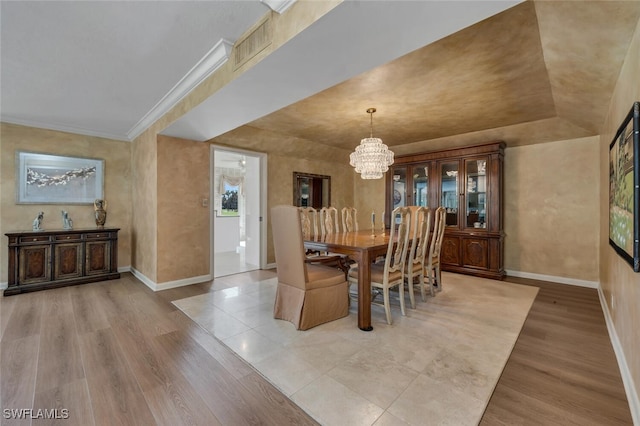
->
303, 229, 392, 331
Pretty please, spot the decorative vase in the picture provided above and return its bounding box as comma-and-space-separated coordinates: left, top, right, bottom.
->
94, 199, 107, 228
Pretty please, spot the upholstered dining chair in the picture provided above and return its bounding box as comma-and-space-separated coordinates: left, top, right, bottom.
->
320, 206, 340, 237
423, 206, 446, 298
272, 205, 350, 330
405, 206, 431, 309
341, 207, 358, 232
347, 206, 411, 325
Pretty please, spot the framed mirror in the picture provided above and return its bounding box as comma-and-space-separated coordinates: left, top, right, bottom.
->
293, 172, 331, 208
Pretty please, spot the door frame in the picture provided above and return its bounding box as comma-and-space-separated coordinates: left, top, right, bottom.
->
210, 145, 267, 276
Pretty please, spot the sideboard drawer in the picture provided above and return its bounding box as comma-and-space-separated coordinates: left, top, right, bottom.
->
85, 232, 110, 239
54, 234, 82, 242
19, 235, 51, 243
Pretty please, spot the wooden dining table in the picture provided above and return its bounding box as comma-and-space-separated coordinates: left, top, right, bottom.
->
303, 230, 392, 331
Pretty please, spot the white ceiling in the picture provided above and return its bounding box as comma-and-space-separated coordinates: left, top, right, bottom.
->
0, 1, 521, 143
0, 0, 269, 140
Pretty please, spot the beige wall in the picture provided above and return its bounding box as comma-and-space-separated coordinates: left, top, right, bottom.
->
599, 16, 640, 405
157, 136, 210, 283
0, 123, 132, 283
267, 154, 354, 264
504, 137, 600, 281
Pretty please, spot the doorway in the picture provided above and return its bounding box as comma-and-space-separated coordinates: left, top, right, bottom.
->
211, 146, 266, 278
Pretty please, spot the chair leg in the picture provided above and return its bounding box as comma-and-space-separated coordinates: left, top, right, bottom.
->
398, 283, 406, 317
407, 273, 416, 309
435, 264, 442, 292
426, 267, 435, 298
382, 287, 392, 325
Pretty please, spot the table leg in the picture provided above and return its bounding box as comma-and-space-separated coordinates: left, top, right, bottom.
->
357, 250, 373, 331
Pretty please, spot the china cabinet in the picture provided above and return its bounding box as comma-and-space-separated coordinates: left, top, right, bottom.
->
5, 228, 120, 295
385, 142, 505, 279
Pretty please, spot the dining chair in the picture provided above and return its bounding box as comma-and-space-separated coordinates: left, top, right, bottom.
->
320, 206, 340, 236
347, 206, 411, 325
299, 207, 349, 275
424, 206, 446, 298
341, 207, 358, 232
299, 207, 319, 240
405, 206, 431, 309
272, 205, 350, 330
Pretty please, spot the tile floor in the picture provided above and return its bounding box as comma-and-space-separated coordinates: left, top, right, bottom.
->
172, 271, 538, 426
214, 249, 259, 278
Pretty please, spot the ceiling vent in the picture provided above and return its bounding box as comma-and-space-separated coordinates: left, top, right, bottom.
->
234, 16, 272, 70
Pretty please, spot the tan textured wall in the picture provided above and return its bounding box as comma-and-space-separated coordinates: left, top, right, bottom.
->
131, 128, 157, 282
0, 123, 132, 283
354, 178, 386, 231
266, 154, 354, 264
504, 137, 600, 281
157, 136, 210, 283
599, 17, 640, 405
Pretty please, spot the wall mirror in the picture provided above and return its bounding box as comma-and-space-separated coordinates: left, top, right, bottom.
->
293, 172, 331, 208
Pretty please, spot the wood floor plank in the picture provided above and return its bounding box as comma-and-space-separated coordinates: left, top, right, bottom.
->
0, 293, 18, 341
2, 290, 44, 342
32, 379, 95, 426
35, 302, 85, 393
69, 284, 110, 334
1, 335, 40, 426
78, 328, 156, 426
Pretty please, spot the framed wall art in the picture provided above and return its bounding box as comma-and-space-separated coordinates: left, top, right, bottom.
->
609, 101, 640, 272
16, 152, 104, 204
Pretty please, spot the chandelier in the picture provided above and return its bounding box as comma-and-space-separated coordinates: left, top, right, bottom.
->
349, 108, 394, 179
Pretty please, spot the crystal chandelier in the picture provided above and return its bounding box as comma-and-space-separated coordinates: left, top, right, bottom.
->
349, 108, 394, 179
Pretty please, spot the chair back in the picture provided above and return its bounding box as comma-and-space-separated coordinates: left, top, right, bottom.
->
271, 205, 308, 288
429, 206, 446, 261
320, 206, 340, 236
384, 207, 411, 280
299, 207, 319, 239
408, 207, 432, 270
341, 207, 358, 232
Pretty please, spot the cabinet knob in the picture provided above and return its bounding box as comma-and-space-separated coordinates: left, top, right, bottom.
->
96, 235, 100, 238
66, 236, 70, 240
33, 238, 37, 241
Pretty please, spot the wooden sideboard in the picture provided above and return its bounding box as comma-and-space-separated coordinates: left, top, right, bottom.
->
4, 228, 120, 295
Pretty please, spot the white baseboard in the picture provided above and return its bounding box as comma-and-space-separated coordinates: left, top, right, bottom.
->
265, 262, 277, 270
505, 269, 598, 288
0, 282, 7, 290
129, 267, 212, 292
597, 287, 640, 425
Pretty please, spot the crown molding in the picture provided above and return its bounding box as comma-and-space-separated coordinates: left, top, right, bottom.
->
0, 115, 130, 141
126, 38, 234, 141
260, 0, 296, 14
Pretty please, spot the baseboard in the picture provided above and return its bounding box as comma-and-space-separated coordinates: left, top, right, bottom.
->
265, 262, 277, 270
597, 287, 640, 425
130, 267, 212, 292
0, 282, 7, 290
505, 269, 599, 288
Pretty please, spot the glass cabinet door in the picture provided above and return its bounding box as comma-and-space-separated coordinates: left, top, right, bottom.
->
412, 163, 429, 207
391, 167, 407, 209
465, 158, 487, 228
440, 162, 459, 226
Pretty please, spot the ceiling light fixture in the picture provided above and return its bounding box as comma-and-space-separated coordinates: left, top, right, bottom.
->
349, 108, 394, 179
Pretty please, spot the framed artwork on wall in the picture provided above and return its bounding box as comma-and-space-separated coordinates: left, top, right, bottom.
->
608, 101, 640, 272
16, 152, 104, 204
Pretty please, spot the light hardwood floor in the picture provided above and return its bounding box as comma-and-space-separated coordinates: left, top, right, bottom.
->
0, 272, 633, 425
